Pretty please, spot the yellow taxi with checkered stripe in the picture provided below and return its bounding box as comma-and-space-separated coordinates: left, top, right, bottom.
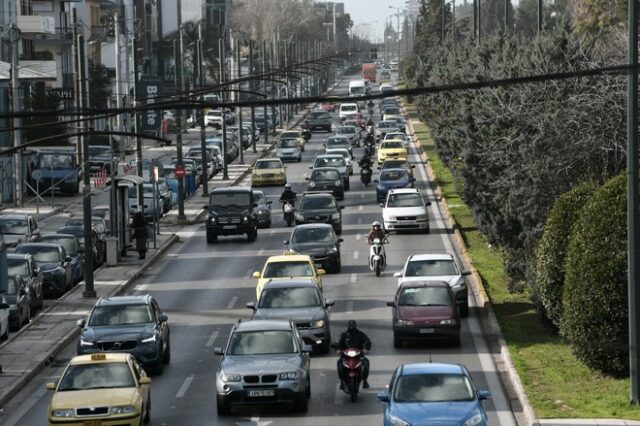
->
46, 353, 151, 425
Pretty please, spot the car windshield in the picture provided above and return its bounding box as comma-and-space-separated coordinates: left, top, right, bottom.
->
398, 287, 452, 306
209, 192, 251, 208
278, 139, 299, 148
394, 373, 474, 402
40, 237, 77, 256
315, 157, 345, 168
381, 170, 408, 181
38, 153, 74, 169
7, 259, 28, 278
300, 197, 336, 210
88, 146, 111, 156
308, 111, 329, 120
255, 161, 282, 170
384, 107, 401, 115
280, 132, 300, 138
383, 161, 408, 170
6, 277, 19, 295
259, 287, 321, 309
387, 193, 424, 208
378, 121, 397, 129
88, 304, 153, 326
15, 246, 59, 262
0, 218, 28, 235
263, 261, 314, 278
349, 86, 365, 95
227, 330, 295, 355
386, 134, 407, 141
292, 227, 333, 244
208, 111, 222, 117
382, 141, 404, 149
337, 127, 356, 134
311, 170, 340, 181
342, 104, 358, 112
253, 192, 265, 204
406, 259, 459, 277
58, 363, 135, 391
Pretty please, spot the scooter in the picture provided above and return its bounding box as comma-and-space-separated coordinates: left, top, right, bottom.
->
359, 163, 372, 186
301, 128, 312, 142
337, 348, 365, 403
363, 143, 375, 158
282, 200, 295, 227
369, 236, 388, 277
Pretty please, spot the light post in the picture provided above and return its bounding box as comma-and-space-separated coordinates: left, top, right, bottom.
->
152, 165, 158, 249
388, 6, 402, 61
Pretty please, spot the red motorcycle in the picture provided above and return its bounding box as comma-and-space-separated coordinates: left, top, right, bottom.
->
337, 348, 366, 402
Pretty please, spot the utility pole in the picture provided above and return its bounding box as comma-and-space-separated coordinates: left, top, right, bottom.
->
219, 37, 229, 181
537, 0, 543, 34
112, 12, 122, 238
262, 40, 269, 145
249, 39, 256, 153
473, 0, 478, 42
270, 38, 276, 135
10, 24, 22, 206
73, 9, 81, 166
79, 34, 95, 298
197, 24, 208, 197
133, 36, 143, 208
442, 0, 446, 43
504, 0, 509, 33
174, 36, 186, 220
156, 0, 164, 84
628, 0, 640, 405
236, 37, 244, 164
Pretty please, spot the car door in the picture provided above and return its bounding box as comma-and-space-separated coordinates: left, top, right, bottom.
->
59, 247, 73, 287
130, 357, 150, 406
29, 257, 43, 305
29, 217, 40, 241
151, 299, 169, 343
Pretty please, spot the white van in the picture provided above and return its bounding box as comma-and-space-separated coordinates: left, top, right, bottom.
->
339, 103, 359, 121
348, 80, 366, 97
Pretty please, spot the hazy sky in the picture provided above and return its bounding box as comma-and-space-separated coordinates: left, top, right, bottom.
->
345, 0, 409, 42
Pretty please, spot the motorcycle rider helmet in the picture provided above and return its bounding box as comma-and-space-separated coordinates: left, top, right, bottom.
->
347, 320, 357, 330
285, 184, 292, 190
372, 221, 381, 230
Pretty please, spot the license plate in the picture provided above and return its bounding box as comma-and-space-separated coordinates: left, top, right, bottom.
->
83, 421, 102, 426
420, 328, 435, 334
247, 389, 275, 397
223, 225, 236, 229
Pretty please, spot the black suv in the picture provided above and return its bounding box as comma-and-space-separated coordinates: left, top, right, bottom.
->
304, 109, 332, 132
294, 192, 344, 234
305, 167, 344, 200
205, 187, 258, 243
285, 224, 343, 273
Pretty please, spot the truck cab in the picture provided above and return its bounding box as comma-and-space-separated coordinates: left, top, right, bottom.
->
31, 150, 79, 196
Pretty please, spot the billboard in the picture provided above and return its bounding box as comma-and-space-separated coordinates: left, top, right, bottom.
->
140, 80, 161, 135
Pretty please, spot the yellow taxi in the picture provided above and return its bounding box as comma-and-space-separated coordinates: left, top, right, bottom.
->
252, 253, 326, 299
46, 353, 150, 426
279, 130, 306, 152
377, 140, 408, 164
251, 158, 287, 186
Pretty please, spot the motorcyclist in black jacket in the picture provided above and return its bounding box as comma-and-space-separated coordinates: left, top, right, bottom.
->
279, 184, 297, 211
337, 320, 372, 389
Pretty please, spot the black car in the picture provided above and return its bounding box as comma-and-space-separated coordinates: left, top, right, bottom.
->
76, 294, 171, 375
38, 234, 84, 284
294, 192, 344, 234
15, 243, 73, 298
304, 109, 332, 132
65, 216, 109, 240
7, 253, 44, 314
205, 187, 258, 243
57, 225, 106, 268
305, 167, 344, 200
253, 190, 272, 228
286, 224, 343, 273
6, 275, 30, 330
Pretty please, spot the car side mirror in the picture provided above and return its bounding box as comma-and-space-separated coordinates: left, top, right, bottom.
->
158, 314, 168, 322
317, 269, 326, 276
214, 347, 224, 356
373, 179, 379, 183
304, 177, 309, 181
76, 318, 85, 328
377, 390, 390, 403
411, 165, 416, 168
203, 204, 209, 210
393, 272, 402, 278
302, 344, 313, 353
283, 240, 290, 245
308, 166, 313, 169
386, 301, 396, 307
338, 238, 344, 243
425, 201, 432, 206
267, 201, 272, 205
246, 302, 256, 310
45, 382, 56, 391
252, 271, 261, 278
139, 377, 151, 385
339, 206, 345, 210
325, 299, 335, 307
379, 203, 384, 208
478, 390, 492, 400
462, 270, 472, 276
0, 303, 9, 310
410, 178, 416, 182
65, 255, 72, 262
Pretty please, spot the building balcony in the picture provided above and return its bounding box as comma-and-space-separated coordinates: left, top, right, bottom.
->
17, 15, 56, 34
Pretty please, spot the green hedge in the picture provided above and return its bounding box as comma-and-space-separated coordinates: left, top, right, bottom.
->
533, 181, 597, 331
563, 174, 628, 377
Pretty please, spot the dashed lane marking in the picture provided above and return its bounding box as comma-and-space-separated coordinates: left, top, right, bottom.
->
353, 251, 359, 260
226, 296, 238, 310
346, 300, 354, 314
176, 375, 194, 398
205, 330, 220, 348
350, 273, 357, 283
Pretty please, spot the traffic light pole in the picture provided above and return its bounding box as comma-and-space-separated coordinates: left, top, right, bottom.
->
197, 24, 208, 197
174, 37, 186, 221
219, 37, 229, 181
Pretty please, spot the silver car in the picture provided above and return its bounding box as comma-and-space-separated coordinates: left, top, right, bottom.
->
276, 138, 302, 162
248, 279, 334, 353
312, 154, 350, 190
325, 148, 353, 176
335, 125, 360, 147
214, 319, 311, 415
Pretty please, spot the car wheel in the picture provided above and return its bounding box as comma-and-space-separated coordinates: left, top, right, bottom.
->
247, 228, 258, 242
206, 232, 218, 244
423, 226, 430, 234
143, 397, 151, 424
393, 335, 402, 349
150, 356, 164, 375
294, 394, 308, 412
163, 338, 171, 364
217, 395, 231, 416
344, 180, 350, 190
306, 377, 311, 398
1, 322, 8, 340
460, 302, 469, 318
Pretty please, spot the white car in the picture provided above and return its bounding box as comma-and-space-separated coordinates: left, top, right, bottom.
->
381, 188, 431, 233
205, 110, 224, 128
339, 103, 359, 121
325, 148, 353, 175
394, 253, 471, 316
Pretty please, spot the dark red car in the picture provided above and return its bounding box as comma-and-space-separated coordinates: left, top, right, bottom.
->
387, 281, 461, 348
320, 102, 336, 112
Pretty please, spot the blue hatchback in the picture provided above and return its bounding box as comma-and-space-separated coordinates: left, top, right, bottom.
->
375, 168, 415, 203
377, 363, 491, 426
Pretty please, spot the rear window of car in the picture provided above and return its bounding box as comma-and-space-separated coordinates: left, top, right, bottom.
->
312, 169, 340, 181
255, 161, 282, 169
381, 170, 408, 181
300, 197, 336, 210
315, 157, 345, 168
308, 112, 329, 120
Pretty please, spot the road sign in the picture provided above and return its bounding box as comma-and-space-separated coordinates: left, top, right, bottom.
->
175, 165, 186, 178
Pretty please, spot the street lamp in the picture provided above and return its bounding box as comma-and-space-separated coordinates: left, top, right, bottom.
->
388, 6, 402, 61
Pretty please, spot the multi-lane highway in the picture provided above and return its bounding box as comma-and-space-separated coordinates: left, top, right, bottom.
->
1, 76, 518, 425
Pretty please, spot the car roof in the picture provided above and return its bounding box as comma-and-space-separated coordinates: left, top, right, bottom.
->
380, 168, 408, 174
210, 186, 252, 193
316, 154, 342, 159
409, 253, 455, 261
0, 214, 29, 220
399, 362, 465, 376
17, 242, 60, 250
388, 188, 420, 195
263, 278, 320, 289
40, 233, 76, 240
96, 295, 152, 306
311, 167, 340, 172
398, 280, 451, 289
328, 135, 350, 140
235, 319, 293, 332
266, 254, 313, 263
300, 192, 334, 199
6, 253, 30, 260
256, 158, 282, 163
69, 353, 131, 366
293, 223, 333, 230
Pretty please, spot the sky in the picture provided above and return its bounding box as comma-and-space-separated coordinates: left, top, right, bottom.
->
344, 0, 409, 42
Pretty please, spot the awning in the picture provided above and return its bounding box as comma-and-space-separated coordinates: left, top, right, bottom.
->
0, 60, 57, 81
115, 175, 144, 188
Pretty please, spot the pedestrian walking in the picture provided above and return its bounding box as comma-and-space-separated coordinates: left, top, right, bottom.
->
132, 211, 148, 259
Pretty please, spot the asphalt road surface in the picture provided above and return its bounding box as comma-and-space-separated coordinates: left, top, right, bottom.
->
1, 76, 518, 426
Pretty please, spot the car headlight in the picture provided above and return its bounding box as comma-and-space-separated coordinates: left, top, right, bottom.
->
51, 409, 74, 418
416, 214, 428, 220
396, 319, 414, 326
295, 212, 304, 221
279, 371, 300, 380
328, 247, 338, 254
452, 279, 466, 288
141, 334, 157, 343
9, 305, 17, 311
220, 372, 242, 382
440, 319, 458, 325
389, 414, 411, 426
331, 213, 340, 220
242, 216, 249, 223
111, 405, 136, 415
312, 320, 325, 328
79, 338, 94, 347
334, 180, 341, 187
463, 413, 483, 426
309, 182, 316, 188
209, 215, 217, 224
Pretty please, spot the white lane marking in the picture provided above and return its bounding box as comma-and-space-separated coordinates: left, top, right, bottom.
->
346, 300, 354, 314
205, 330, 220, 348
258, 247, 265, 255
334, 383, 344, 405
358, 205, 363, 211
356, 234, 361, 240
353, 251, 359, 260
227, 296, 238, 309
176, 375, 194, 398
350, 273, 357, 283
135, 283, 149, 291
236, 417, 273, 426
361, 192, 365, 198
270, 229, 276, 235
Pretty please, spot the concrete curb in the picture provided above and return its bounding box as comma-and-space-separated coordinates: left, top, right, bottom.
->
0, 232, 179, 410
402, 105, 538, 426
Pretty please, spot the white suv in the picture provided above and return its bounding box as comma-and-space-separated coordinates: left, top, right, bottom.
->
339, 103, 359, 121
205, 110, 224, 128
381, 188, 431, 233
394, 253, 471, 316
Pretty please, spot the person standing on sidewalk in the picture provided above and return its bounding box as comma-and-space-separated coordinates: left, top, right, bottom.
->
132, 212, 148, 259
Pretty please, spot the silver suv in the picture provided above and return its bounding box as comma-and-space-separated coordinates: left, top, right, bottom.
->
247, 280, 334, 353
214, 319, 312, 415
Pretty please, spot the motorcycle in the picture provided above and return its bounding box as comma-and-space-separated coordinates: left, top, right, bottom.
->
359, 161, 372, 186
369, 236, 389, 277
337, 348, 366, 403
282, 200, 295, 227
363, 143, 375, 158
301, 128, 312, 142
